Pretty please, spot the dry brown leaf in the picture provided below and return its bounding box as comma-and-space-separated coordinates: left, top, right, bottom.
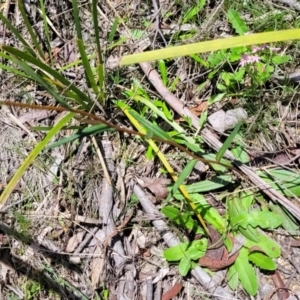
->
289, 238, 300, 247
177, 101, 208, 122
138, 177, 170, 200
199, 247, 239, 271
199, 233, 238, 271
269, 271, 290, 300
65, 231, 86, 253
204, 226, 224, 261
162, 283, 183, 300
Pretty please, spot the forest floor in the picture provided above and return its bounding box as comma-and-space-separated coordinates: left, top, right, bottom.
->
1, 0, 300, 299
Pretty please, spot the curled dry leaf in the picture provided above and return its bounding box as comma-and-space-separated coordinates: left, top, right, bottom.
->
199, 232, 239, 271
177, 101, 208, 122
137, 177, 170, 200
270, 271, 290, 300
162, 282, 183, 300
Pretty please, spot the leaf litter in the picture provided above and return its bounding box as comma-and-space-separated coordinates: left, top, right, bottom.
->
0, 0, 300, 299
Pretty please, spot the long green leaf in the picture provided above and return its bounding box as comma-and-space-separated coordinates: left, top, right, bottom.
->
8, 56, 71, 108
216, 121, 242, 162
174, 175, 233, 194
92, 0, 105, 103
227, 9, 249, 35
248, 252, 276, 270
17, 0, 44, 59
258, 169, 300, 197
128, 109, 173, 141
38, 0, 53, 65
77, 39, 100, 95
72, 0, 82, 40
192, 194, 226, 232
244, 234, 281, 258
0, 113, 75, 205
235, 248, 258, 296
120, 29, 300, 65
131, 96, 203, 152
0, 11, 35, 56
3, 46, 90, 108
0, 51, 28, 77
47, 124, 114, 149
169, 160, 197, 200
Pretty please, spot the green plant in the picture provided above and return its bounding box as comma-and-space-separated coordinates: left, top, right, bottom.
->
163, 239, 208, 276
0, 0, 299, 297
21, 280, 42, 300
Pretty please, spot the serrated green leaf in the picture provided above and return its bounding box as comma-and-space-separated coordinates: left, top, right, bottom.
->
227, 264, 239, 290
231, 145, 249, 163
239, 225, 259, 242
272, 54, 291, 65
235, 248, 258, 296
228, 46, 246, 62
179, 257, 191, 276
185, 239, 208, 260
232, 210, 282, 230
244, 234, 281, 258
163, 239, 207, 261
269, 203, 298, 234
248, 252, 276, 270
228, 195, 260, 241
182, 0, 206, 23
208, 50, 228, 67
161, 206, 204, 234
230, 211, 249, 229
247, 210, 283, 229
240, 191, 254, 210
227, 9, 249, 35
